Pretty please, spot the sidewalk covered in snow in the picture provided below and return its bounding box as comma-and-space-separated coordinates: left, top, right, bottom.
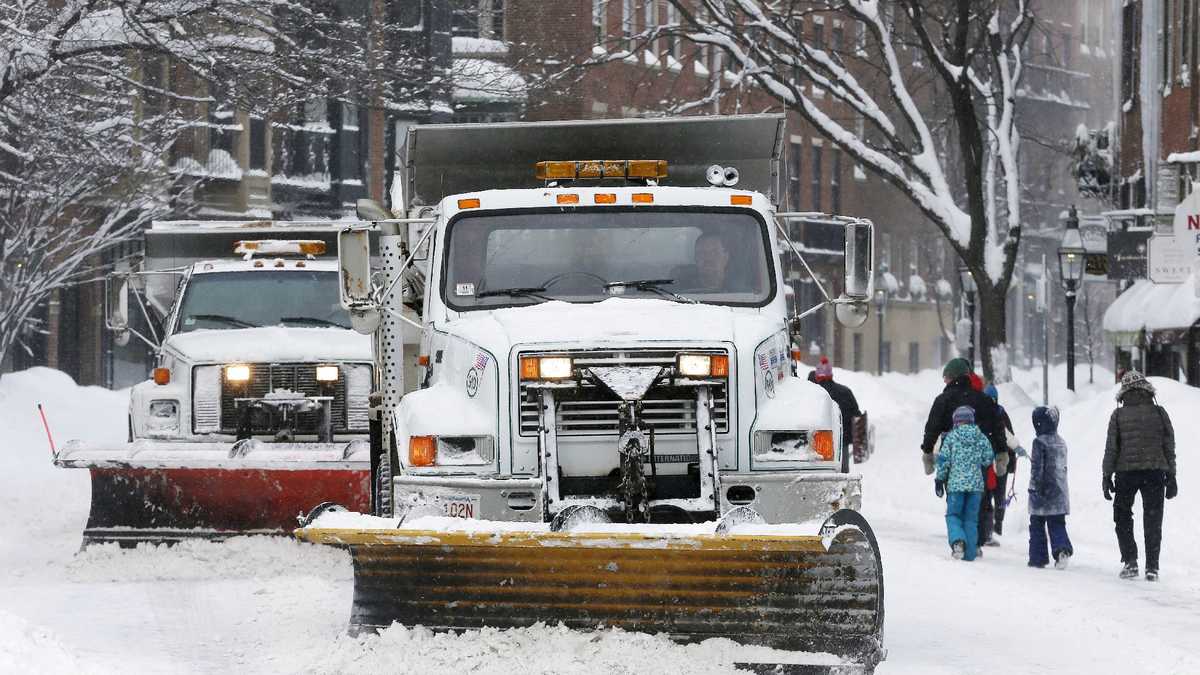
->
1102, 275, 1200, 383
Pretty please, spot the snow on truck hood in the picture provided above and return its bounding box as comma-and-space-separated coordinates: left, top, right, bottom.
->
166, 326, 371, 363
446, 298, 783, 351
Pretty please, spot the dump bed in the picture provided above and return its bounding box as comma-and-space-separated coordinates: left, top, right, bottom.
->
396, 114, 786, 210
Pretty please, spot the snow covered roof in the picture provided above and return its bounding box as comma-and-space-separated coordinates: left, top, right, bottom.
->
452, 58, 526, 104
1103, 275, 1200, 339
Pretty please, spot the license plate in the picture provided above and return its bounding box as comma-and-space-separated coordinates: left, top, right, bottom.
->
435, 493, 480, 519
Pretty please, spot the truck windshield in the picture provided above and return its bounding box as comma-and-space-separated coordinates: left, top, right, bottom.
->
443, 209, 774, 310
175, 270, 352, 332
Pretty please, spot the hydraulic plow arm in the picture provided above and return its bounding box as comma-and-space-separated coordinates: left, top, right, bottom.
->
296, 509, 884, 668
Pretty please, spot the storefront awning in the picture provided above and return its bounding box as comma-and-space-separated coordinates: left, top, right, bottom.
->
1103, 275, 1200, 346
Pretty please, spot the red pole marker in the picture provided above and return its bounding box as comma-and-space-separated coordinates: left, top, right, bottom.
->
38, 403, 57, 456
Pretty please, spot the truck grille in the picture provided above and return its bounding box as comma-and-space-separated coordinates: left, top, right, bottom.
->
192, 363, 371, 435
517, 349, 730, 437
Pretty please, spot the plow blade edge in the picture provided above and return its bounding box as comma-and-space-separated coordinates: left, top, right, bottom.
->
56, 440, 370, 545
296, 510, 884, 667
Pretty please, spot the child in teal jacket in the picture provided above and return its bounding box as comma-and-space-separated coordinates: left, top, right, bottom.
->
935, 405, 996, 561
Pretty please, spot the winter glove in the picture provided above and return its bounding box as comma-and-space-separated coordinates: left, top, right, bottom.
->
922, 452, 935, 476
1015, 446, 1029, 458
1166, 473, 1178, 500
994, 453, 1010, 477
935, 479, 945, 498
1102, 474, 1115, 501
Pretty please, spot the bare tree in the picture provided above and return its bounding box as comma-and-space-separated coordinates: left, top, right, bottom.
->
588, 0, 1035, 380
0, 1, 431, 371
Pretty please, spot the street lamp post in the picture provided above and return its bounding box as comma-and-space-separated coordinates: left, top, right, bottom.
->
958, 266, 977, 367
1057, 206, 1086, 392
874, 288, 888, 375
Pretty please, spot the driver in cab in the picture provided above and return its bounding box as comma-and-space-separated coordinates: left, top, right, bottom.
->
673, 231, 731, 291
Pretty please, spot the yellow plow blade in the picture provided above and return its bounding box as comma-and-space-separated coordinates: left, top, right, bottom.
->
297, 510, 884, 667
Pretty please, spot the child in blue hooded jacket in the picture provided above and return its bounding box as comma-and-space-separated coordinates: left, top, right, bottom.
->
1028, 405, 1074, 569
935, 405, 996, 561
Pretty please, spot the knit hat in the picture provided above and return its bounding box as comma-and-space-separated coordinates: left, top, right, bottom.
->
983, 383, 999, 402
952, 405, 976, 427
814, 356, 833, 382
943, 357, 971, 380
968, 372, 984, 392
1116, 369, 1155, 401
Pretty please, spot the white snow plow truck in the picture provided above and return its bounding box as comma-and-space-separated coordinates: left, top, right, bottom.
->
296, 115, 885, 669
53, 221, 383, 545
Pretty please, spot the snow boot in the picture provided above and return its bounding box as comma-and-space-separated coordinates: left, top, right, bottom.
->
1146, 569, 1159, 582
951, 541, 965, 560
1119, 562, 1139, 579
1054, 551, 1071, 570
984, 539, 1000, 547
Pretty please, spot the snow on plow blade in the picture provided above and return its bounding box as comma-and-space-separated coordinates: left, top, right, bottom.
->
55, 440, 370, 545
296, 510, 884, 668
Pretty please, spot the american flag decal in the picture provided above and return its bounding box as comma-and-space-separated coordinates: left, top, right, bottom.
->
757, 352, 769, 371
474, 353, 489, 370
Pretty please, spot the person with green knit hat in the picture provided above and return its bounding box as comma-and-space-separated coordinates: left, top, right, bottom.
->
921, 358, 1004, 493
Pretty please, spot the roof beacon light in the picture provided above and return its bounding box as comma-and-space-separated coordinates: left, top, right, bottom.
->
536, 160, 668, 182
234, 240, 326, 258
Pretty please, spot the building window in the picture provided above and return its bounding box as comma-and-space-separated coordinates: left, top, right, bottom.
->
593, 0, 607, 45
622, 0, 635, 50
853, 333, 863, 371
832, 23, 844, 53
453, 0, 504, 39
811, 143, 823, 211
249, 117, 266, 170
813, 22, 825, 50
1162, 0, 1173, 88
788, 140, 803, 209
831, 148, 842, 213
909, 342, 920, 373
1122, 2, 1139, 103
1182, 0, 1193, 76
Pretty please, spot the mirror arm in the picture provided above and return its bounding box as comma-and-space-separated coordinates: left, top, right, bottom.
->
380, 305, 425, 331
132, 285, 162, 346
373, 219, 438, 306
773, 219, 833, 304
790, 301, 828, 326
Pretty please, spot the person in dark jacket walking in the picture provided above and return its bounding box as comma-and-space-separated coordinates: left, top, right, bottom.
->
1102, 371, 1177, 581
921, 358, 1004, 476
980, 383, 1020, 544
1028, 406, 1073, 569
808, 357, 862, 472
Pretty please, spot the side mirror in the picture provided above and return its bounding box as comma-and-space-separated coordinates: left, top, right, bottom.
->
843, 220, 874, 300
105, 275, 130, 334
338, 227, 381, 335
356, 198, 392, 222
834, 297, 870, 328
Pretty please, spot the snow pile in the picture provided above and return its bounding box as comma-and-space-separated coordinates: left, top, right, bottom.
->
306, 622, 835, 674
68, 537, 351, 583
1102, 275, 1200, 334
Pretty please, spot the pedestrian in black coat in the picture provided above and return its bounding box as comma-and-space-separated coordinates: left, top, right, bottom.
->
920, 358, 1004, 476
808, 357, 862, 473
1102, 371, 1177, 581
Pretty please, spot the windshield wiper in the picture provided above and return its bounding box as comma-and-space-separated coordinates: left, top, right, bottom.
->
474, 286, 554, 301
279, 316, 348, 329
604, 279, 697, 304
188, 314, 259, 328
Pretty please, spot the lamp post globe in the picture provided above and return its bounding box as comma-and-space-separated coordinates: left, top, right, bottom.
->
1057, 206, 1085, 392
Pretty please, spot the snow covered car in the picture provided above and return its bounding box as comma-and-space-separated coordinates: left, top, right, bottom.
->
53, 223, 375, 545
299, 115, 886, 670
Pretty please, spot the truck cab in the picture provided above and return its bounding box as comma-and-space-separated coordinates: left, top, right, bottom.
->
342, 115, 873, 526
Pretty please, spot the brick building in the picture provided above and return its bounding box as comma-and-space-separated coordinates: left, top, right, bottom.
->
5, 1, 454, 387
1102, 0, 1200, 384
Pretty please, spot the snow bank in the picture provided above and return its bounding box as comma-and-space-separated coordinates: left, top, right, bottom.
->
67, 537, 350, 583
306, 622, 838, 674
0, 368, 127, 574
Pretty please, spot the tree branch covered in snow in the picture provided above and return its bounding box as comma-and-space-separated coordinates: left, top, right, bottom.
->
0, 1, 431, 368
583, 0, 1035, 379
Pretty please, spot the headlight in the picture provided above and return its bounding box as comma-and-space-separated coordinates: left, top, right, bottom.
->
225, 364, 251, 383
753, 430, 834, 462
408, 435, 495, 466
315, 365, 340, 382
147, 400, 179, 433
676, 353, 729, 378
519, 356, 573, 380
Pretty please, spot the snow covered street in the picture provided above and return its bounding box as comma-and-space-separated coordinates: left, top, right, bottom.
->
2, 366, 1198, 674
